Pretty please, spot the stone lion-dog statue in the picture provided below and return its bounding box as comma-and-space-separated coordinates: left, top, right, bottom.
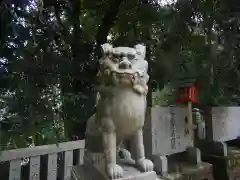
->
85, 43, 154, 179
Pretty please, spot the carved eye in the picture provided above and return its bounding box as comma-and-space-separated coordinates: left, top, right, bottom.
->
119, 53, 124, 58
127, 53, 135, 60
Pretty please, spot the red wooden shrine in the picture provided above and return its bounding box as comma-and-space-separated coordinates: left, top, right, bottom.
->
176, 78, 199, 103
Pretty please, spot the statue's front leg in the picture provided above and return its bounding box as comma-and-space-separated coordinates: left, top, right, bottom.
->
102, 122, 123, 179
131, 129, 154, 172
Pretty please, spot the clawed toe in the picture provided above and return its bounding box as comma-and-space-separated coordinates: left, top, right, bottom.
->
107, 164, 123, 179
136, 158, 154, 172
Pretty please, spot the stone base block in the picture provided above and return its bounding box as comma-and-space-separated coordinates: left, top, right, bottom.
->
161, 162, 214, 180
71, 165, 157, 180
71, 157, 158, 180
197, 140, 240, 180
151, 149, 213, 180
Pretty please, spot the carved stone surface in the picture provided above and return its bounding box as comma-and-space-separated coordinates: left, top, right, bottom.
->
144, 107, 193, 157
211, 107, 240, 142
83, 43, 155, 179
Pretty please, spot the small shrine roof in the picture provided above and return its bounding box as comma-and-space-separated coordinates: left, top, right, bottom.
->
177, 77, 197, 87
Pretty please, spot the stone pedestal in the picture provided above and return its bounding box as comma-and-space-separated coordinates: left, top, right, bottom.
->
144, 107, 214, 180
71, 157, 158, 180
166, 162, 213, 180
151, 147, 214, 180
198, 140, 240, 180
192, 106, 240, 180
157, 162, 213, 180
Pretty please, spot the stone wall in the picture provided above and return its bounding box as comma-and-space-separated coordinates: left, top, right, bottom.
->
211, 107, 240, 142
144, 106, 193, 157
144, 106, 240, 158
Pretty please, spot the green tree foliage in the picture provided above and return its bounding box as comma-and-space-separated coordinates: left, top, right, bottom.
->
1, 0, 240, 149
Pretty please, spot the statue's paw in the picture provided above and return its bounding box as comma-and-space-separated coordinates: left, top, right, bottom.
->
136, 158, 154, 172
119, 148, 131, 160
118, 148, 135, 165
107, 164, 123, 179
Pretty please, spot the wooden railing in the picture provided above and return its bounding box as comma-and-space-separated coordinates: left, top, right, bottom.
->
0, 140, 85, 180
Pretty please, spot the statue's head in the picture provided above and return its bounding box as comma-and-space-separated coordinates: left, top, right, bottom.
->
97, 43, 149, 89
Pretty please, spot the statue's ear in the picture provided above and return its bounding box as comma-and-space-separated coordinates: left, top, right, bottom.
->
101, 43, 113, 55
135, 44, 146, 59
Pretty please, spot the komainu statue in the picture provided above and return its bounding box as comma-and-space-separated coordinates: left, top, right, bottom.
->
85, 43, 154, 179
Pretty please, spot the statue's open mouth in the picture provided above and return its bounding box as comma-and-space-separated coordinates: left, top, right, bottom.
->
109, 69, 145, 86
